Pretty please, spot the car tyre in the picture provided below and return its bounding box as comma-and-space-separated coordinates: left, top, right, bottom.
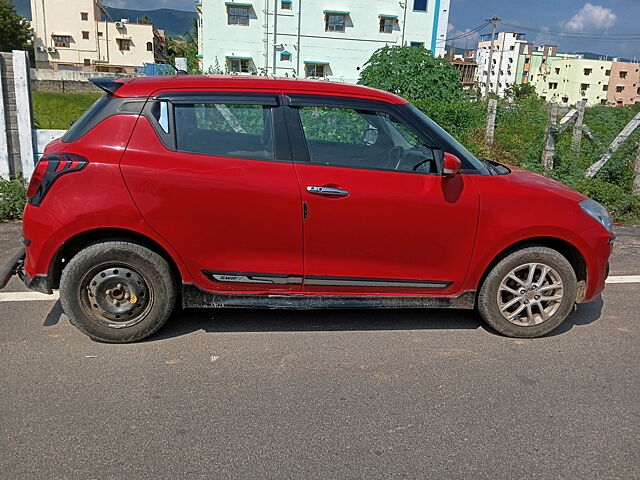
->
60, 241, 176, 343
478, 247, 577, 338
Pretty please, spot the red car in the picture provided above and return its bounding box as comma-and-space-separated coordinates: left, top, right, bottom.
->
0, 76, 614, 342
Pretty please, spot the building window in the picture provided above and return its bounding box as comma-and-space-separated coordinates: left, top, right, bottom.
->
379, 16, 395, 33
84, 58, 91, 66
82, 31, 89, 40
637, 87, 640, 95
619, 71, 627, 79
53, 35, 71, 48
525, 58, 530, 64
98, 31, 103, 37
281, 0, 292, 9
413, 0, 427, 11
605, 69, 611, 76
580, 83, 589, 91
410, 42, 424, 48
228, 6, 250, 25
555, 68, 560, 74
584, 68, 592, 76
616, 86, 625, 93
325, 14, 346, 32
117, 39, 132, 51
305, 63, 326, 77
228, 58, 250, 73
81, 12, 88, 20
549, 82, 558, 89
280, 51, 291, 61
562, 96, 569, 103
147, 41, 153, 51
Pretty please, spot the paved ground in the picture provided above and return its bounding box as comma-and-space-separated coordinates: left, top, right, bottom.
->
1, 221, 639, 479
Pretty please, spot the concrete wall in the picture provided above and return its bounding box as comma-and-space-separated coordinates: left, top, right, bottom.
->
199, 0, 450, 83
29, 68, 136, 93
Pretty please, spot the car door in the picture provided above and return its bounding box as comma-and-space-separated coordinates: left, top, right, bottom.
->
286, 95, 480, 295
120, 92, 303, 293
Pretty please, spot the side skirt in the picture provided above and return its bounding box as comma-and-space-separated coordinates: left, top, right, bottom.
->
182, 284, 476, 310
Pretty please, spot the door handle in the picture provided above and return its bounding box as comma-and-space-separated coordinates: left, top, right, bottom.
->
306, 186, 349, 197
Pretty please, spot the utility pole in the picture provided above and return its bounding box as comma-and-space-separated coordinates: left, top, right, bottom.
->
484, 16, 500, 97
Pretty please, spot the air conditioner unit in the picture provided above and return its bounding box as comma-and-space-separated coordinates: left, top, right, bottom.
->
47, 47, 57, 53
115, 21, 124, 28
36, 46, 45, 52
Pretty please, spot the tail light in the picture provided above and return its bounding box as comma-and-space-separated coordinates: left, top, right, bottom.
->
27, 154, 88, 206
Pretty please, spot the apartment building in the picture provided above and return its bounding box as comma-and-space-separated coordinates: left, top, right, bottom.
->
476, 32, 531, 96
197, 0, 451, 83
530, 57, 612, 106
607, 61, 640, 106
30, 0, 166, 73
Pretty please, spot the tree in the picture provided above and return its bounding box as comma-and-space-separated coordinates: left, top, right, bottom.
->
138, 15, 153, 25
0, 0, 33, 53
505, 82, 537, 100
166, 18, 200, 74
358, 46, 462, 103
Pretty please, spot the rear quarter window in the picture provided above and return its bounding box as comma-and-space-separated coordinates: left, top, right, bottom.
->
61, 95, 110, 143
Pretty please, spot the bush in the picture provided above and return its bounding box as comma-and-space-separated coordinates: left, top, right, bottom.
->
0, 178, 26, 221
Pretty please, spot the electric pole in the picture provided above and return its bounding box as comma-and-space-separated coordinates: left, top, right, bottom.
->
484, 16, 500, 97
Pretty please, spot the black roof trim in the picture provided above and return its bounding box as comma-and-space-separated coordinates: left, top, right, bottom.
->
89, 77, 124, 95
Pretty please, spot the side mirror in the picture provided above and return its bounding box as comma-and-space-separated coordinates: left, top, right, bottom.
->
442, 152, 461, 177
363, 126, 379, 146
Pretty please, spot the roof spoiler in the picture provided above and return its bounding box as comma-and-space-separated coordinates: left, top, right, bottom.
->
89, 77, 123, 95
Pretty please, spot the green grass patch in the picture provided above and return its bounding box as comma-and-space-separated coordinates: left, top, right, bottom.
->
32, 91, 102, 130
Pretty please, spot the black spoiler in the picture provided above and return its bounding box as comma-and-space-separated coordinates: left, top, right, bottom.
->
89, 77, 124, 95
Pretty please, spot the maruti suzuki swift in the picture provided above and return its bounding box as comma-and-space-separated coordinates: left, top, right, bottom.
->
0, 76, 614, 342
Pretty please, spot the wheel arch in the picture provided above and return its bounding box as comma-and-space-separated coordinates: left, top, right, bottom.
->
476, 237, 587, 304
49, 228, 185, 289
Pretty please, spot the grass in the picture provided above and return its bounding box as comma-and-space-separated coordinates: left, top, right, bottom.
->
32, 91, 102, 130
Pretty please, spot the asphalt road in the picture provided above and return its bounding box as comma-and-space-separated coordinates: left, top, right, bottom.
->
1, 221, 639, 479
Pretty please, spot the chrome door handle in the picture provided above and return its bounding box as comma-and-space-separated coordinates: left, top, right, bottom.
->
306, 186, 349, 197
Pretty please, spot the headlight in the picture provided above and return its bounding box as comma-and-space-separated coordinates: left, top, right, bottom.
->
579, 199, 613, 233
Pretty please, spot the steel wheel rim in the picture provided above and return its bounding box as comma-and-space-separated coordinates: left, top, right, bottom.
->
497, 262, 564, 327
79, 262, 154, 329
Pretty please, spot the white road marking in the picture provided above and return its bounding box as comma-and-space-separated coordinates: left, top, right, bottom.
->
0, 291, 59, 302
0, 275, 638, 303
606, 275, 640, 284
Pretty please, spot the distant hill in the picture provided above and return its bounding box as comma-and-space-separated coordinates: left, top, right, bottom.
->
103, 7, 197, 36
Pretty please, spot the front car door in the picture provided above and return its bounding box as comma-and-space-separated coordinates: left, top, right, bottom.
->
120, 92, 303, 293
285, 95, 481, 296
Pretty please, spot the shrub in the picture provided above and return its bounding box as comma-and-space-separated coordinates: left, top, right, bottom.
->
0, 178, 26, 221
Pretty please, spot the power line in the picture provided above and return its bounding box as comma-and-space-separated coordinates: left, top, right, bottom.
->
437, 21, 490, 44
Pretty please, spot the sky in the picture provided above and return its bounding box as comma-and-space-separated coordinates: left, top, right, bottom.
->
102, 0, 640, 60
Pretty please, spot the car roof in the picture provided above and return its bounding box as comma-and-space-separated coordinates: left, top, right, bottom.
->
111, 75, 408, 105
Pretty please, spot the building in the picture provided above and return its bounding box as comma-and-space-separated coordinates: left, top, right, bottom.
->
530, 57, 612, 106
476, 32, 531, 96
515, 45, 578, 85
450, 57, 477, 89
607, 61, 640, 106
197, 0, 450, 83
30, 0, 166, 73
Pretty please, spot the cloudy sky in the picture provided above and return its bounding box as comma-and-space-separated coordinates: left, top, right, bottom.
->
103, 0, 640, 59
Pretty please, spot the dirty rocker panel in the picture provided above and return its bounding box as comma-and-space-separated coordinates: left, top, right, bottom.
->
183, 284, 476, 310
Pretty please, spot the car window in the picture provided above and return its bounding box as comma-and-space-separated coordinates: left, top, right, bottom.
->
174, 103, 274, 160
297, 106, 437, 174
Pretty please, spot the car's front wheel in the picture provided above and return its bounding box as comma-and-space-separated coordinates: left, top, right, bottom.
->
60, 241, 176, 343
478, 247, 577, 338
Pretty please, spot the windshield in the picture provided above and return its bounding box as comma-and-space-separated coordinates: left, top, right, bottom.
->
404, 104, 488, 173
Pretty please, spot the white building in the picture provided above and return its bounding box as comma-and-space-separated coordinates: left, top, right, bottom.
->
476, 31, 531, 97
197, 0, 450, 83
30, 0, 166, 73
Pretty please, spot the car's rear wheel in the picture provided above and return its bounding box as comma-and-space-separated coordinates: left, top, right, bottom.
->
478, 247, 577, 338
60, 241, 176, 343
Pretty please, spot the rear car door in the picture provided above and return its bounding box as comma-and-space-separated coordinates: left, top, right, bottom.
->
286, 96, 479, 295
120, 92, 303, 293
